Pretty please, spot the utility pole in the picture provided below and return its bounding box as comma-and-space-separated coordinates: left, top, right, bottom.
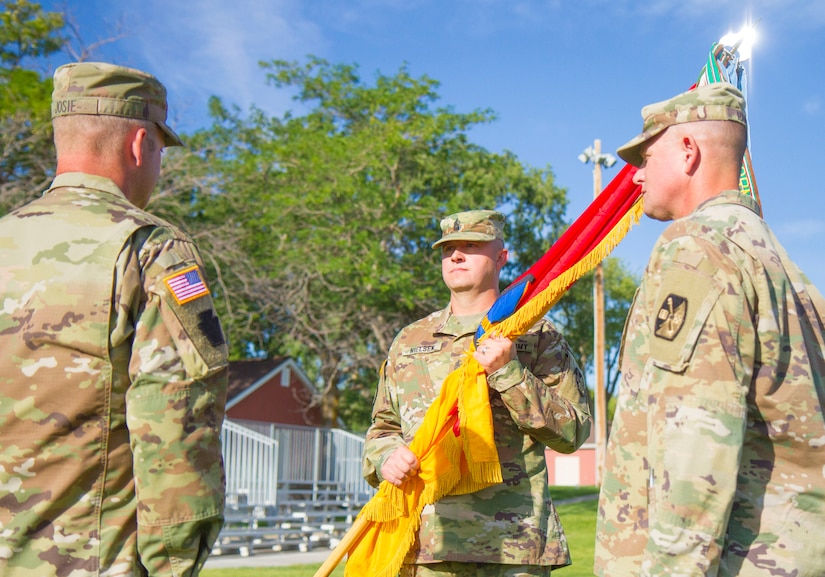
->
578, 139, 616, 485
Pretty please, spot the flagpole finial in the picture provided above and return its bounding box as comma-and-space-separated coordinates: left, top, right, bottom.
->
719, 19, 760, 62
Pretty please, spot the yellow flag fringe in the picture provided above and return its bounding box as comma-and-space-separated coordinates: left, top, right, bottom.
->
345, 358, 498, 577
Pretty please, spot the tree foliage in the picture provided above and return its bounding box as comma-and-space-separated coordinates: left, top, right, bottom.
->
0, 0, 63, 67
159, 57, 572, 428
553, 258, 639, 423
1, 6, 641, 431
0, 0, 63, 214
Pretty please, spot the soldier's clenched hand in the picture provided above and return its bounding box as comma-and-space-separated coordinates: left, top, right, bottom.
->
381, 446, 420, 487
473, 336, 516, 374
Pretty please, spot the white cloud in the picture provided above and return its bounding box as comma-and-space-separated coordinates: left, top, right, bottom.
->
803, 98, 821, 115
107, 0, 327, 130
777, 219, 825, 239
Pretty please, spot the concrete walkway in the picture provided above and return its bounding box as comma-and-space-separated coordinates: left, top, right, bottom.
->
205, 548, 332, 569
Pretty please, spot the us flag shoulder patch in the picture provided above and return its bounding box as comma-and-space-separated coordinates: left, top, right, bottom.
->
164, 265, 210, 305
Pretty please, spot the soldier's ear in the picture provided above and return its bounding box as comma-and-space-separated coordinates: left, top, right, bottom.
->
131, 127, 150, 168
680, 134, 700, 176
496, 247, 509, 269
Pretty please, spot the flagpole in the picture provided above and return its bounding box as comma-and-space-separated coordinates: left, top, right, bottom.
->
312, 517, 368, 577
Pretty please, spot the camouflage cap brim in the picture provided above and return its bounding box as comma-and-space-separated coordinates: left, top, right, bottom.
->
157, 123, 184, 147
616, 126, 668, 167
432, 231, 498, 249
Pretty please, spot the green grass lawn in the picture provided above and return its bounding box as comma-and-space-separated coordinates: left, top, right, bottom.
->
550, 488, 599, 577
203, 486, 599, 577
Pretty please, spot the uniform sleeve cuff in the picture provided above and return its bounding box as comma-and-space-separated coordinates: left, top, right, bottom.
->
486, 359, 524, 392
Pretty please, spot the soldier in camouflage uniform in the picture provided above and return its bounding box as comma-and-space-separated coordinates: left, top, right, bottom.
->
596, 82, 825, 576
363, 210, 592, 577
0, 62, 228, 576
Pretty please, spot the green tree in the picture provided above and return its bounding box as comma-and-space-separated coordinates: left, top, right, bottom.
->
0, 0, 63, 67
161, 57, 572, 428
0, 0, 64, 214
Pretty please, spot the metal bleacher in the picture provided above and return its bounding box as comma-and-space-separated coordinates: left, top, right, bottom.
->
213, 419, 375, 557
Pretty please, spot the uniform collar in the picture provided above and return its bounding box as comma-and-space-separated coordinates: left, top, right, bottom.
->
692, 189, 761, 217
47, 172, 128, 201
433, 306, 483, 338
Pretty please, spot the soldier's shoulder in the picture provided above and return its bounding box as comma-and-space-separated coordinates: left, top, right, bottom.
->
516, 315, 564, 347
20, 182, 185, 234
656, 216, 727, 266
658, 205, 761, 281
401, 309, 444, 334
528, 315, 561, 333
667, 196, 761, 243
389, 309, 444, 351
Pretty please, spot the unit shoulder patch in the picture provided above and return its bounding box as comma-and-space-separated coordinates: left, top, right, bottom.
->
648, 265, 722, 373
654, 294, 688, 341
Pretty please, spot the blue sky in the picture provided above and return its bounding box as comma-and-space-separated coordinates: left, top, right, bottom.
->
41, 0, 825, 289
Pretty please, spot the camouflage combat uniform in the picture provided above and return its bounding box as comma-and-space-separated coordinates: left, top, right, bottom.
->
595, 191, 825, 576
364, 306, 591, 571
0, 173, 229, 576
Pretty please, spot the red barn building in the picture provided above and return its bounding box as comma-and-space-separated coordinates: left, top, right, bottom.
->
225, 357, 325, 427
544, 428, 597, 487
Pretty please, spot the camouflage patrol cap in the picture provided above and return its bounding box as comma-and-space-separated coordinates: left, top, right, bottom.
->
432, 209, 505, 249
617, 82, 746, 167
51, 62, 183, 147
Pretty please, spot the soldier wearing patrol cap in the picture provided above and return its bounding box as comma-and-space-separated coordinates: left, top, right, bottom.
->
0, 62, 228, 576
364, 209, 592, 576
596, 82, 825, 576
430, 209, 506, 248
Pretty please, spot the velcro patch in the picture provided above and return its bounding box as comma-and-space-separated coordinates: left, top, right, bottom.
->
164, 265, 210, 305
649, 266, 721, 373
655, 294, 688, 341
198, 309, 226, 347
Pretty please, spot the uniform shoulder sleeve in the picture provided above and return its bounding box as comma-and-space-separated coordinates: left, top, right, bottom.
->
490, 319, 592, 453
126, 225, 229, 577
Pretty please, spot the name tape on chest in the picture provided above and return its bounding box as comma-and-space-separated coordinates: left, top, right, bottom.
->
405, 344, 438, 355
164, 265, 210, 305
